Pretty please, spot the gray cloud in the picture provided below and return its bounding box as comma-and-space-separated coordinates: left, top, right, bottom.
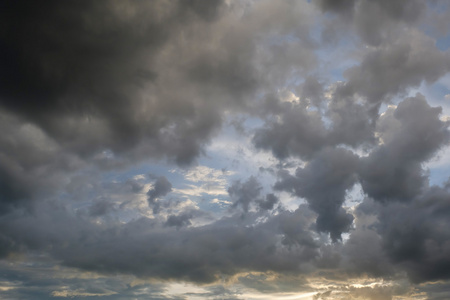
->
1, 0, 450, 298
165, 212, 193, 229
377, 186, 450, 283
313, 0, 356, 14
0, 0, 238, 167
359, 94, 450, 202
253, 96, 328, 160
275, 147, 359, 241
88, 199, 116, 217
228, 176, 262, 213
0, 109, 85, 215
0, 205, 319, 284
258, 193, 279, 211
343, 32, 450, 103
0, 0, 321, 216
326, 86, 376, 147
148, 176, 172, 214
314, 0, 427, 46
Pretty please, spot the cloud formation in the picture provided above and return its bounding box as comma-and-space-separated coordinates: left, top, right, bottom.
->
1, 0, 450, 299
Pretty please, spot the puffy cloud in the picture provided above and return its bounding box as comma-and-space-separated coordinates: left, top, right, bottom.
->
258, 193, 279, 211
343, 32, 450, 103
228, 176, 262, 212
253, 96, 328, 160
314, 0, 427, 46
147, 176, 172, 214
377, 186, 450, 283
275, 147, 359, 241
1, 0, 450, 298
0, 0, 235, 167
360, 94, 450, 202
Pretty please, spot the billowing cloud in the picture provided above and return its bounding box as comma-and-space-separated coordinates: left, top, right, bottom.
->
228, 176, 262, 212
343, 31, 450, 103
275, 147, 359, 241
147, 176, 172, 214
360, 94, 450, 202
1, 0, 450, 299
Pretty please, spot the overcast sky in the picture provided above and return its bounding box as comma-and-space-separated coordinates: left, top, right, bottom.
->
1, 0, 450, 299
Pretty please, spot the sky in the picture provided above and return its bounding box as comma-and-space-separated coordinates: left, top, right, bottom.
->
1, 0, 450, 299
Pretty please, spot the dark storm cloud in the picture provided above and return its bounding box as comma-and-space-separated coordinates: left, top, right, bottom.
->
332, 186, 450, 287
359, 94, 450, 202
377, 185, 450, 283
2, 0, 450, 297
314, 0, 427, 46
0, 0, 319, 168
0, 0, 320, 214
326, 86, 376, 147
275, 147, 359, 241
337, 94, 450, 284
418, 281, 450, 300
0, 109, 85, 214
343, 32, 450, 103
0, 0, 230, 214
253, 96, 328, 160
334, 184, 450, 286
353, 0, 426, 46
275, 204, 318, 248
340, 198, 395, 278
0, 205, 319, 284
0, 0, 233, 166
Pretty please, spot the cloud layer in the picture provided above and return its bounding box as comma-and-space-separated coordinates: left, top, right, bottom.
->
1, 0, 450, 299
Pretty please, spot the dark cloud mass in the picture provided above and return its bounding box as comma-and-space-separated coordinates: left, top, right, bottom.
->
360, 94, 449, 202
0, 0, 230, 165
1, 0, 450, 299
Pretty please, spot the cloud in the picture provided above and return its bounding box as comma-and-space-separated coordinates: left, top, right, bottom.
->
359, 94, 450, 202
0, 0, 238, 167
147, 176, 173, 214
377, 186, 450, 283
258, 193, 279, 211
0, 205, 319, 284
343, 31, 450, 103
253, 95, 328, 160
314, 0, 427, 46
1, 0, 450, 298
165, 212, 194, 229
228, 176, 262, 212
275, 147, 359, 241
